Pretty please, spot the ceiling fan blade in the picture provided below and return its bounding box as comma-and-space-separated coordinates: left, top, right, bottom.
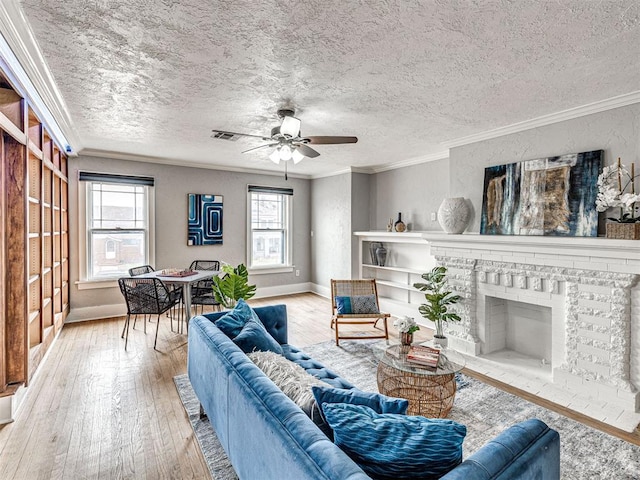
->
280, 116, 301, 137
242, 143, 278, 154
212, 129, 270, 141
297, 144, 320, 158
305, 136, 358, 145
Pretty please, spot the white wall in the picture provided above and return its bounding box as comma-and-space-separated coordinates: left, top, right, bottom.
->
351, 173, 372, 276
370, 159, 450, 232
68, 155, 311, 315
449, 103, 640, 233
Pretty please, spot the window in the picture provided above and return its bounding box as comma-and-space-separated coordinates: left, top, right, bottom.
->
79, 172, 154, 283
248, 185, 293, 271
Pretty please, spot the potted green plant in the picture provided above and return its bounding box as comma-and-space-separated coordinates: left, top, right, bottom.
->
212, 263, 257, 308
413, 266, 461, 347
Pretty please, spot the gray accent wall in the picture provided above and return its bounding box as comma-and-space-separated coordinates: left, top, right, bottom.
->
450, 104, 640, 233
310, 173, 352, 288
370, 160, 450, 232
69, 155, 311, 311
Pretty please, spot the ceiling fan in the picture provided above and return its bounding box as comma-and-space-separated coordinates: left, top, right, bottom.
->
211, 108, 358, 168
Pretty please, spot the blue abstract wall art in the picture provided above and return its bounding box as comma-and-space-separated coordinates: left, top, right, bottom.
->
188, 194, 223, 245
480, 150, 603, 237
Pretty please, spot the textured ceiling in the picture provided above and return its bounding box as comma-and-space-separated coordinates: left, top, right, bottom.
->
14, 0, 640, 177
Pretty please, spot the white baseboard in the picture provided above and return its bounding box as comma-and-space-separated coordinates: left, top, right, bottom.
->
66, 283, 320, 323
310, 283, 330, 298
0, 383, 26, 425
253, 282, 312, 299
65, 304, 127, 323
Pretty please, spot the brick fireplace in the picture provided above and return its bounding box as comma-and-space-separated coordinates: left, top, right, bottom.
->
422, 232, 640, 431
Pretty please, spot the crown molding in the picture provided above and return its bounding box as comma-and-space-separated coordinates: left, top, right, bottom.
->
0, 0, 80, 152
79, 148, 312, 179
371, 150, 450, 173
444, 90, 640, 149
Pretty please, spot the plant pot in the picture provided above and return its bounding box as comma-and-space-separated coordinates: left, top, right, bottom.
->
606, 222, 640, 240
432, 335, 448, 348
400, 332, 413, 346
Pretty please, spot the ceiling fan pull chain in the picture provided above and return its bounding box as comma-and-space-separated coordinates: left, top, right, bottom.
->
285, 161, 288, 181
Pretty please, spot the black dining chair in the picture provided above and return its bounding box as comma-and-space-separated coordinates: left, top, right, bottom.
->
118, 277, 182, 350
128, 265, 155, 276
188, 260, 222, 315
129, 264, 183, 330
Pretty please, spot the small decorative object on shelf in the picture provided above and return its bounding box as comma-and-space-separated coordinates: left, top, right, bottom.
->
437, 197, 471, 234
394, 212, 406, 232
375, 244, 387, 266
394, 316, 419, 346
597, 158, 639, 239
369, 242, 383, 265
386, 218, 394, 232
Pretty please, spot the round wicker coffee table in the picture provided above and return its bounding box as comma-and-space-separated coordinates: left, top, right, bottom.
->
375, 344, 465, 418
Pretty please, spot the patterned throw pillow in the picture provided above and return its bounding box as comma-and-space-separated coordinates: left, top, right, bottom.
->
311, 385, 408, 439
335, 295, 380, 314
323, 403, 467, 479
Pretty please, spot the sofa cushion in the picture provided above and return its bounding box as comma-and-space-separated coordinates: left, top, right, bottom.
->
323, 403, 466, 479
233, 319, 284, 355
282, 345, 356, 390
214, 299, 261, 338
335, 295, 379, 314
248, 351, 328, 417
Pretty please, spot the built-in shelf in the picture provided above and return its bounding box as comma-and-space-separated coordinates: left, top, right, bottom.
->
355, 231, 438, 319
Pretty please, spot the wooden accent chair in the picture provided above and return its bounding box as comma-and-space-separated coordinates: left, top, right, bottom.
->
330, 279, 390, 346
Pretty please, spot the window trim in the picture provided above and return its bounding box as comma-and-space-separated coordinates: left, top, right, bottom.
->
78, 178, 155, 286
247, 186, 293, 273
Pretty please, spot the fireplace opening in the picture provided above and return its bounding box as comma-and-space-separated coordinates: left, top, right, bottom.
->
481, 296, 553, 378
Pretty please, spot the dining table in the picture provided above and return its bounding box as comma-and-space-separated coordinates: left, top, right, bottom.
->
137, 269, 219, 333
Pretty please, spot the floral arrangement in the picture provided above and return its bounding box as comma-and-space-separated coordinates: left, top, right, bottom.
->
393, 316, 420, 334
596, 158, 639, 223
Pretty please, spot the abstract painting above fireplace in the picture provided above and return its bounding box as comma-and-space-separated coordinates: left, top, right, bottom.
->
480, 150, 603, 236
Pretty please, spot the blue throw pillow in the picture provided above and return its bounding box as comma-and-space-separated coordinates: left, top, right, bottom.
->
312, 386, 409, 440
214, 299, 255, 338
323, 403, 466, 479
335, 295, 380, 314
233, 319, 283, 355
312, 385, 408, 421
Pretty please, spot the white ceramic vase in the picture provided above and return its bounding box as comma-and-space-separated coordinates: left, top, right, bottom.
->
437, 197, 470, 234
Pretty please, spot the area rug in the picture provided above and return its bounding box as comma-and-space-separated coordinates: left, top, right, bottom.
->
175, 341, 640, 479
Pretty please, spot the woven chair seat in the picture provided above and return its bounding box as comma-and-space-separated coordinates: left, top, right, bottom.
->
330, 279, 390, 346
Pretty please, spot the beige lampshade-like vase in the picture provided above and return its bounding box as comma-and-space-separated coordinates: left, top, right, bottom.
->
437, 197, 470, 234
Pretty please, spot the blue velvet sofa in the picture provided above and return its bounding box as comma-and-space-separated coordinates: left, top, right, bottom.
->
188, 304, 560, 480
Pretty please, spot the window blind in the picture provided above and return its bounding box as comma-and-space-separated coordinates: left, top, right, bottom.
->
247, 185, 293, 196
79, 171, 154, 186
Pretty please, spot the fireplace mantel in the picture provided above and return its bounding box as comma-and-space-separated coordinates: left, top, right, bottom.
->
421, 231, 640, 263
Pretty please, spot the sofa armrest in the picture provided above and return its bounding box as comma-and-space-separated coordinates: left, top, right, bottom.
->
441, 419, 560, 480
201, 304, 288, 344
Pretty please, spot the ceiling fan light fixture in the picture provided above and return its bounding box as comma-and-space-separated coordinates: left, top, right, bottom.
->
279, 144, 293, 161
269, 149, 281, 164
292, 148, 305, 164
280, 116, 301, 137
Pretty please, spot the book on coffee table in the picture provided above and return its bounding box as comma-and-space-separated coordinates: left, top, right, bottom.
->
407, 345, 440, 368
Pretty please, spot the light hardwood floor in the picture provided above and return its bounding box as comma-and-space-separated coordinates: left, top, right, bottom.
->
0, 293, 638, 479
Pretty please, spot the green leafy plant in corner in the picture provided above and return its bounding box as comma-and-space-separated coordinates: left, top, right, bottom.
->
413, 266, 461, 339
212, 263, 256, 308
